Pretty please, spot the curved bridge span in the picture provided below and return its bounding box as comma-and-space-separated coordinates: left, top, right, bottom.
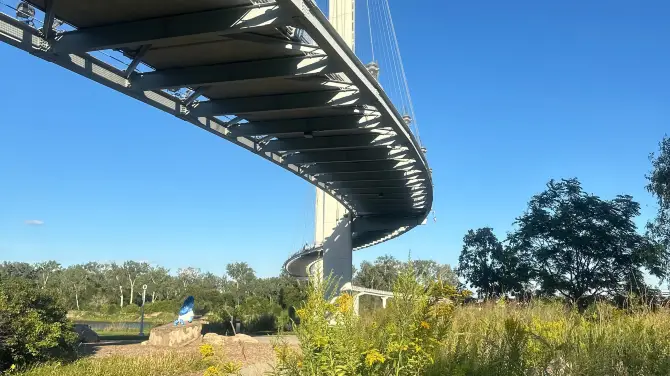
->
0, 0, 433, 283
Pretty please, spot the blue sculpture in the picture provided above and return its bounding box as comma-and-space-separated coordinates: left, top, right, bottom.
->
174, 296, 195, 326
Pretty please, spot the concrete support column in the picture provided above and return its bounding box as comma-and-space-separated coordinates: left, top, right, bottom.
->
353, 294, 360, 316
329, 0, 355, 50
321, 216, 353, 295
382, 297, 388, 309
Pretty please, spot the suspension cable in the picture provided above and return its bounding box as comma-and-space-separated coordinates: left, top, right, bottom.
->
365, 0, 375, 62
382, 0, 422, 145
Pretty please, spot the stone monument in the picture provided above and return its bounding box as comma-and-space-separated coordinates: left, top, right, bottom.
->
147, 296, 201, 347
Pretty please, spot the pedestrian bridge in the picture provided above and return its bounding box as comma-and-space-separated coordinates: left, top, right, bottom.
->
0, 0, 432, 274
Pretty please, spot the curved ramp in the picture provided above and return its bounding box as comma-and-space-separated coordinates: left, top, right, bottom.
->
0, 0, 432, 261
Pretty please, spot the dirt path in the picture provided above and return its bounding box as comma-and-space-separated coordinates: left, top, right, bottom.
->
80, 335, 298, 376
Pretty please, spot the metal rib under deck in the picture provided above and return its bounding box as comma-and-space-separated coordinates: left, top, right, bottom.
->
0, 0, 433, 253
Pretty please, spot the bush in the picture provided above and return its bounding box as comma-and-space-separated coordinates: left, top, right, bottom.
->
273, 265, 456, 375
120, 304, 140, 315
0, 278, 78, 372
142, 300, 180, 314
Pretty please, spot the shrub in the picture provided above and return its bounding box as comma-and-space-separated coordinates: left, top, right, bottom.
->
0, 278, 78, 372
273, 264, 456, 375
120, 304, 140, 315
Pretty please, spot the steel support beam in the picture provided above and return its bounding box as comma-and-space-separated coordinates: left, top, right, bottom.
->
124, 44, 151, 78
191, 90, 364, 117
42, 0, 57, 39
329, 180, 425, 189
347, 192, 425, 199
230, 115, 381, 137
264, 134, 395, 153
224, 32, 321, 52
318, 170, 421, 183
352, 216, 424, 233
334, 186, 425, 195
132, 55, 340, 90
283, 148, 409, 164
305, 160, 417, 174
53, 5, 286, 53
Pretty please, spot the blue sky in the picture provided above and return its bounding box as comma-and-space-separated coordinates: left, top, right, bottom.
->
0, 0, 668, 278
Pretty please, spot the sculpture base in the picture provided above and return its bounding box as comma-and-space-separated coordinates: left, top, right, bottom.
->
147, 321, 202, 347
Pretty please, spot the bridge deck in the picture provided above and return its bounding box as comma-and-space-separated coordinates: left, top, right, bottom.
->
0, 0, 432, 250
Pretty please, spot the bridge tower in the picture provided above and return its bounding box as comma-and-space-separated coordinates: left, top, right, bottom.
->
312, 0, 357, 292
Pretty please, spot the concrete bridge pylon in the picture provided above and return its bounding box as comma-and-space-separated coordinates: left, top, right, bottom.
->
312, 0, 357, 294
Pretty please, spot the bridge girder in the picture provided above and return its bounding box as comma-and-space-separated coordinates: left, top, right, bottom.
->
264, 134, 396, 153
132, 55, 341, 90
229, 115, 383, 137
53, 4, 288, 53
191, 90, 366, 117
283, 148, 409, 164
303, 159, 417, 174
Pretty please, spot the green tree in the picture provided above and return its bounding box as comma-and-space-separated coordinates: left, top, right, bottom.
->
412, 260, 458, 287
34, 261, 61, 290
121, 261, 149, 306
458, 227, 529, 299
60, 265, 91, 310
226, 262, 256, 307
509, 178, 662, 304
354, 255, 401, 291
0, 262, 36, 281
146, 265, 171, 302
0, 278, 77, 371
646, 136, 670, 268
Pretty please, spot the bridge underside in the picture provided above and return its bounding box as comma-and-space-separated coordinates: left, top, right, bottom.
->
0, 0, 433, 266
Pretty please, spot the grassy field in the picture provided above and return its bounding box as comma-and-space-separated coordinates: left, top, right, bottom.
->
17, 300, 670, 375
16, 352, 208, 376
424, 300, 670, 376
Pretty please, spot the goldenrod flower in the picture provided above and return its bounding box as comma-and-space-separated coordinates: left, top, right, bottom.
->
420, 321, 430, 329
335, 294, 353, 314
364, 349, 386, 366
199, 344, 215, 359
203, 365, 221, 376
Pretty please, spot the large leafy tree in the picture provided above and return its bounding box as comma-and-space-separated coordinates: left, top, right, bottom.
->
60, 265, 90, 310
354, 255, 402, 291
0, 262, 37, 281
226, 262, 256, 307
121, 261, 149, 306
509, 178, 662, 304
646, 136, 670, 263
458, 228, 529, 299
34, 261, 61, 290
412, 260, 458, 287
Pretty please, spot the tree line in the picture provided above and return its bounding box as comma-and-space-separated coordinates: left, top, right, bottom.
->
0, 257, 457, 314
457, 136, 670, 306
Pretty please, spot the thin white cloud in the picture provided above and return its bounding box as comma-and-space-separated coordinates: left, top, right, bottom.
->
25, 220, 45, 226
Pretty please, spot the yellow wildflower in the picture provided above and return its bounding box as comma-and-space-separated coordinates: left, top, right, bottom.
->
364, 349, 386, 367
203, 365, 221, 376
199, 344, 215, 359
220, 361, 242, 374
335, 294, 353, 314
420, 321, 430, 329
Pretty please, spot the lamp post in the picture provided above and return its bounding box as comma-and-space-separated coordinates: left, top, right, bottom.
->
139, 284, 147, 336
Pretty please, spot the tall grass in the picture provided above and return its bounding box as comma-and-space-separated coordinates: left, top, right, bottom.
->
427, 300, 670, 376
15, 352, 208, 376
275, 268, 670, 375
